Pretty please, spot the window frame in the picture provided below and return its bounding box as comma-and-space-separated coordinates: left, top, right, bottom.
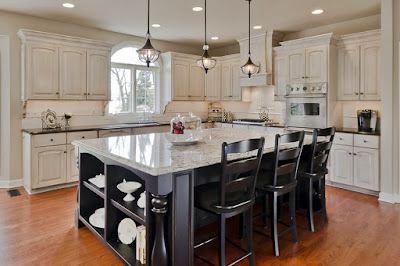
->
107, 44, 161, 116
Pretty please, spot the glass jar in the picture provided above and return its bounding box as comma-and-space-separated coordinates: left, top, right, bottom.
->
184, 112, 202, 133
170, 113, 186, 134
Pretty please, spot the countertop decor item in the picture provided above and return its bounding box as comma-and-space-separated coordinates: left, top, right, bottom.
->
41, 109, 61, 129
117, 179, 142, 202
89, 208, 105, 229
136, 0, 160, 67
137, 192, 146, 209
118, 218, 137, 245
88, 174, 105, 188
196, 0, 216, 73
170, 113, 186, 134
259, 107, 269, 122
240, 0, 259, 78
64, 113, 73, 127
167, 113, 203, 145
208, 102, 222, 122
185, 112, 202, 132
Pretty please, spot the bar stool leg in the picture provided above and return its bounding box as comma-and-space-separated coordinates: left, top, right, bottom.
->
219, 214, 226, 266
321, 177, 328, 223
308, 179, 315, 232
289, 190, 298, 242
239, 213, 244, 239
263, 193, 268, 228
270, 192, 279, 256
246, 208, 256, 266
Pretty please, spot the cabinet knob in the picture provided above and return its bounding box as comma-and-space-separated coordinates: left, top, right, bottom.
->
64, 151, 67, 154
353, 153, 357, 156
302, 77, 305, 79
360, 92, 364, 95
82, 136, 85, 139
355, 92, 359, 95
87, 93, 90, 95
348, 152, 352, 155
55, 92, 59, 95
84, 93, 87, 95
340, 138, 343, 140
363, 140, 367, 143
50, 139, 53, 141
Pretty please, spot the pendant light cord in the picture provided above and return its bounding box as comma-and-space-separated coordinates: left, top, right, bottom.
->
204, 0, 207, 46
248, 0, 251, 56
147, 0, 150, 34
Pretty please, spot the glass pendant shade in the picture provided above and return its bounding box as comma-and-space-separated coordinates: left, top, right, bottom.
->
137, 34, 161, 67
241, 56, 259, 78
137, 0, 160, 67
197, 45, 217, 73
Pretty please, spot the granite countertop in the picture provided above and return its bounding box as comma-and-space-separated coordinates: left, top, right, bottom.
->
73, 128, 313, 176
21, 122, 170, 135
336, 128, 380, 136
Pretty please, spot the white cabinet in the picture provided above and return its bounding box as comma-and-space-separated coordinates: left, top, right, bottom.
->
67, 144, 79, 183
99, 128, 132, 138
329, 132, 380, 192
18, 29, 113, 101
172, 61, 190, 100
59, 47, 87, 100
287, 46, 327, 84
189, 63, 205, 100
273, 53, 288, 100
32, 145, 67, 189
221, 55, 241, 101
336, 30, 381, 101
205, 64, 221, 101
25, 42, 59, 100
87, 49, 111, 100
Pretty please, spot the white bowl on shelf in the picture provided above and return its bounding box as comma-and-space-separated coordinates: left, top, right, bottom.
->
89, 207, 105, 229
117, 179, 142, 202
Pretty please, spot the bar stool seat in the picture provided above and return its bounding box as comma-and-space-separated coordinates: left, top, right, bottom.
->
257, 172, 297, 193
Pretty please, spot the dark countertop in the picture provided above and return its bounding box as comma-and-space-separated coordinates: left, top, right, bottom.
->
335, 128, 380, 136
22, 122, 170, 135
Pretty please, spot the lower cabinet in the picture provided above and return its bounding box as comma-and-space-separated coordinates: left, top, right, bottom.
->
32, 145, 67, 189
329, 133, 380, 191
67, 144, 79, 183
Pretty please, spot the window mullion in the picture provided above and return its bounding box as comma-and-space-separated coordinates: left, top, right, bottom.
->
132, 66, 136, 113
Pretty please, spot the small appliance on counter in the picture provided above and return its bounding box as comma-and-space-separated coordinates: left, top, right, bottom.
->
357, 109, 378, 132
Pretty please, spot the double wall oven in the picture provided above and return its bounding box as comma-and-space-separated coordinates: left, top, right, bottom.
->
285, 83, 328, 129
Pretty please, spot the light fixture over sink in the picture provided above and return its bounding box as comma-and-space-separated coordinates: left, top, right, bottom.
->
241, 0, 259, 78
196, 0, 216, 74
137, 0, 161, 67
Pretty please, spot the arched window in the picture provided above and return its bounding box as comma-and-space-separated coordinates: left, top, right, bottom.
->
108, 44, 160, 115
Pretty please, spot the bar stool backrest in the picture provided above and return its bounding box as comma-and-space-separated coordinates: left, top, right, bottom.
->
307, 127, 336, 174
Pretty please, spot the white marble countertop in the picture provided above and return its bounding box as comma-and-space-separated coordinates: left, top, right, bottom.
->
73, 128, 312, 176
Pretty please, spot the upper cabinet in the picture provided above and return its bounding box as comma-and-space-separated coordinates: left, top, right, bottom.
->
220, 54, 241, 101
205, 64, 221, 101
336, 30, 381, 101
18, 29, 113, 102
273, 53, 288, 100
189, 63, 205, 100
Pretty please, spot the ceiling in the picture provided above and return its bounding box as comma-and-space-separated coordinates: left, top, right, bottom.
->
0, 0, 381, 48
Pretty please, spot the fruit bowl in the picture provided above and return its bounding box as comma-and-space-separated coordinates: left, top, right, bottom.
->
117, 179, 142, 202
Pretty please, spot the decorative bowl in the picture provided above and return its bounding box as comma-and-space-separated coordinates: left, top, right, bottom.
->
165, 133, 202, 146
137, 192, 146, 209
117, 179, 142, 202
118, 218, 137, 245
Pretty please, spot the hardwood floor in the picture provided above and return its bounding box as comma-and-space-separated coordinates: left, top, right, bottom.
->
0, 186, 399, 265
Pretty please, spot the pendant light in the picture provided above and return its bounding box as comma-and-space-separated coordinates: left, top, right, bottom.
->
196, 0, 216, 74
241, 0, 259, 78
137, 0, 161, 67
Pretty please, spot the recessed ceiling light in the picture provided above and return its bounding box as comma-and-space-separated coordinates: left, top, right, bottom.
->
312, 9, 324, 15
192, 7, 203, 11
62, 3, 75, 8
211, 37, 219, 40
253, 26, 262, 30
152, 24, 161, 28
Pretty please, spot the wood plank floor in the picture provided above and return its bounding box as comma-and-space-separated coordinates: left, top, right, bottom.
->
0, 186, 399, 265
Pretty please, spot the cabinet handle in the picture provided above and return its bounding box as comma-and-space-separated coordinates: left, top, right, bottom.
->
55, 92, 59, 95
363, 140, 367, 143
50, 139, 54, 141
360, 92, 364, 95
306, 76, 309, 79
339, 138, 343, 140
64, 151, 67, 154
353, 153, 357, 156
87, 93, 90, 95
82, 136, 85, 139
348, 152, 352, 155
84, 93, 87, 95
302, 77, 305, 79
355, 92, 359, 95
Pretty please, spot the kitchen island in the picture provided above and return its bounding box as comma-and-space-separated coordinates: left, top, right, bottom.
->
73, 128, 312, 265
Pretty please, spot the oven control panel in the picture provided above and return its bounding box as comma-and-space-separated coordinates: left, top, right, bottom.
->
286, 82, 327, 95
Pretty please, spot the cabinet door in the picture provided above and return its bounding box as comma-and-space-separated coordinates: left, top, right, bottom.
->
337, 46, 360, 100
87, 50, 111, 100
59, 47, 87, 100
26, 42, 59, 99
353, 147, 379, 191
360, 42, 381, 100
330, 145, 353, 185
231, 64, 242, 101
205, 64, 221, 101
288, 50, 305, 83
67, 144, 79, 183
306, 46, 327, 83
172, 62, 190, 100
189, 63, 205, 100
221, 64, 232, 100
274, 55, 288, 100
32, 145, 67, 189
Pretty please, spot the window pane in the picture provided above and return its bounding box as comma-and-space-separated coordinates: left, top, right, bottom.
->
111, 47, 155, 66
110, 68, 133, 114
136, 69, 156, 113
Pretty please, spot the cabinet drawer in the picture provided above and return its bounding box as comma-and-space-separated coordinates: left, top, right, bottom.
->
354, 134, 379, 149
33, 133, 66, 147
333, 133, 353, 146
67, 131, 98, 144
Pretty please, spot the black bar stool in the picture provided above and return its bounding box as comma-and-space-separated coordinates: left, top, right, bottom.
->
194, 137, 265, 266
255, 131, 305, 256
297, 127, 335, 232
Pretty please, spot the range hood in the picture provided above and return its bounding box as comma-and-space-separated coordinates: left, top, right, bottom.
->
237, 30, 284, 87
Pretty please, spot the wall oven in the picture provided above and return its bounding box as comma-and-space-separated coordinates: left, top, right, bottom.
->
285, 83, 328, 129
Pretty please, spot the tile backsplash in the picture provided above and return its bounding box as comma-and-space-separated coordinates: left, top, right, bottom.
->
341, 101, 381, 129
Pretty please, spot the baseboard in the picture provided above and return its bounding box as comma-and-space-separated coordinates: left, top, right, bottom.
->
24, 182, 78, 195
378, 192, 396, 204
326, 181, 379, 197
0, 179, 23, 189
394, 194, 400, 203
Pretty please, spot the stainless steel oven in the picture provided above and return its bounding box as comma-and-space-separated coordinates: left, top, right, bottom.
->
285, 83, 328, 129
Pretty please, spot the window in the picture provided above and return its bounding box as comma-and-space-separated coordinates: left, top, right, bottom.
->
108, 46, 159, 115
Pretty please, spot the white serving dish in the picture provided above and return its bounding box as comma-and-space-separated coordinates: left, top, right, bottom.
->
137, 192, 146, 209
165, 133, 202, 146
89, 207, 105, 229
88, 174, 105, 188
117, 179, 142, 202
118, 218, 137, 245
